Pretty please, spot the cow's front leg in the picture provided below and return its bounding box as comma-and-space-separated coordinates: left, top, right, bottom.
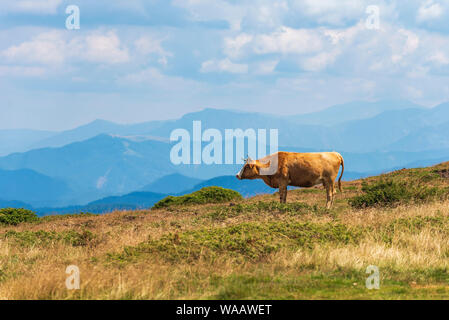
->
279, 182, 288, 204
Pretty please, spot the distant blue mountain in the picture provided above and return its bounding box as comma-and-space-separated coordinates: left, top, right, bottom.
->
7, 100, 428, 154
29, 119, 167, 150
34, 176, 274, 215
4, 100, 448, 157
291, 99, 424, 126
0, 134, 175, 205
136, 102, 448, 153
34, 191, 167, 216
88, 191, 166, 207
0, 168, 70, 207
0, 199, 33, 210
0, 129, 55, 156
140, 173, 203, 194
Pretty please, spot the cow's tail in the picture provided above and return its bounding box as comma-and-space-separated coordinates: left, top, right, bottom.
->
337, 153, 344, 192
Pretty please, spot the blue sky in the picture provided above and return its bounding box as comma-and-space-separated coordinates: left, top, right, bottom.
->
1, 0, 449, 130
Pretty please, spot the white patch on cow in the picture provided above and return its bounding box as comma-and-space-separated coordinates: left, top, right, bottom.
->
236, 165, 245, 179
237, 158, 251, 178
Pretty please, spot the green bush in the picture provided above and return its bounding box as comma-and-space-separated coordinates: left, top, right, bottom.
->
153, 187, 243, 209
0, 208, 38, 225
348, 179, 446, 209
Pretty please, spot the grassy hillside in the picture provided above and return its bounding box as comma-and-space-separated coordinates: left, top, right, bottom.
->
1, 162, 449, 299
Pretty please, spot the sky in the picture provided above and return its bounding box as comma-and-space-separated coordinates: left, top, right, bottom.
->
1, 0, 449, 130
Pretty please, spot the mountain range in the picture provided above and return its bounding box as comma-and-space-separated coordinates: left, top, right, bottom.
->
1, 99, 449, 213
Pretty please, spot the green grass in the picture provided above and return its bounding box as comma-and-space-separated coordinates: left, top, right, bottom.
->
201, 201, 322, 222
108, 221, 362, 264
375, 215, 449, 244
3, 230, 99, 247
38, 212, 98, 223
208, 270, 449, 299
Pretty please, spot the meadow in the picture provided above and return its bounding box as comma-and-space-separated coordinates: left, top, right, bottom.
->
1, 162, 449, 299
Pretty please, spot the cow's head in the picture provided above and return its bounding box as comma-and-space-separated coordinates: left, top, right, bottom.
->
236, 157, 260, 180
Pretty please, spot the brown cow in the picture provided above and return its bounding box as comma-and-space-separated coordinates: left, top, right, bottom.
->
236, 151, 344, 208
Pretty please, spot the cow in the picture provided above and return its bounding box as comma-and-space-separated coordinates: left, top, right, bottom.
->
236, 151, 344, 209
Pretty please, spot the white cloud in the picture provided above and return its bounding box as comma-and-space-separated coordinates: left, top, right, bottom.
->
223, 34, 253, 59
0, 65, 46, 77
1, 0, 62, 14
324, 22, 363, 45
417, 0, 444, 22
253, 60, 279, 75
223, 23, 365, 61
405, 86, 423, 99
118, 67, 201, 90
77, 31, 129, 64
173, 0, 290, 31
391, 29, 420, 63
134, 36, 172, 66
301, 51, 340, 71
253, 27, 323, 55
291, 0, 366, 25
427, 51, 449, 65
201, 58, 248, 74
2, 31, 66, 65
406, 65, 429, 78
172, 0, 245, 30
221, 23, 367, 72
2, 30, 129, 66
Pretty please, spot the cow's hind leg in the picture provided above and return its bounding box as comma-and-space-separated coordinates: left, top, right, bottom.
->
323, 178, 333, 209
328, 177, 336, 207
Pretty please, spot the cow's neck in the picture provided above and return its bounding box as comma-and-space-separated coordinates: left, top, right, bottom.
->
259, 175, 272, 187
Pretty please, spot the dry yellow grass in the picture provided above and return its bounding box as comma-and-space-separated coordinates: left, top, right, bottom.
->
1, 163, 449, 299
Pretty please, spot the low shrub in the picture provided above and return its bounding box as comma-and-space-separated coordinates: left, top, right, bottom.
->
348, 179, 446, 209
0, 208, 38, 225
153, 187, 242, 209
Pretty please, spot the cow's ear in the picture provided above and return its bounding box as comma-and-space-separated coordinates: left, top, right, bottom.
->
259, 160, 271, 168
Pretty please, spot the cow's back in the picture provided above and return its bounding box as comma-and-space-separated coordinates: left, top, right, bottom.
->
277, 151, 341, 187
